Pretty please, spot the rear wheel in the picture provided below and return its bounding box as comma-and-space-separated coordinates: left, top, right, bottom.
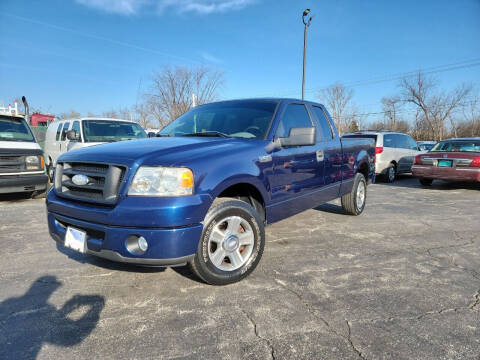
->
190, 198, 265, 285
419, 178, 433, 186
341, 173, 367, 216
385, 164, 396, 183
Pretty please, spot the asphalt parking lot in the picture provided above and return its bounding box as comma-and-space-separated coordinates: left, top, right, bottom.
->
0, 176, 479, 360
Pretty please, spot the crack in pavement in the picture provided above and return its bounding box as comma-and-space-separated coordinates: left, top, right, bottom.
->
265, 268, 367, 359
346, 320, 367, 360
469, 290, 480, 310
239, 306, 275, 360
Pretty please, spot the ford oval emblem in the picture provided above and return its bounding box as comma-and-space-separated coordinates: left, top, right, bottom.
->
72, 174, 89, 186
443, 154, 447, 158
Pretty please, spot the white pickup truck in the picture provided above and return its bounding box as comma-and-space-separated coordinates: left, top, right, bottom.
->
0, 102, 48, 196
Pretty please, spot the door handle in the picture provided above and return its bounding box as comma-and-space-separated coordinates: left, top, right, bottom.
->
316, 150, 324, 162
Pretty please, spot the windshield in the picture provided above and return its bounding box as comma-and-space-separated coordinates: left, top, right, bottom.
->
430, 140, 480, 153
159, 100, 279, 139
0, 116, 35, 142
82, 120, 147, 142
419, 143, 435, 151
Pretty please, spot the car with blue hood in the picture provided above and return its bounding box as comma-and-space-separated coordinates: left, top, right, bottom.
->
46, 98, 375, 285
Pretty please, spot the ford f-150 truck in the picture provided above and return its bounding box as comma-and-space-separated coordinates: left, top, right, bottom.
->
46, 99, 374, 285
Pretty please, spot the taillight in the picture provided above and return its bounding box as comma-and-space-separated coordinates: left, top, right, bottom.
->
374, 146, 383, 163
470, 156, 480, 167
414, 155, 422, 165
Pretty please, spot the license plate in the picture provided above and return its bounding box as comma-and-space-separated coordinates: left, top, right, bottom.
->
438, 160, 452, 167
65, 227, 86, 253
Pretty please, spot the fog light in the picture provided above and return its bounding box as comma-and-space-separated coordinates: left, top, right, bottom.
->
138, 236, 148, 252
126, 235, 148, 255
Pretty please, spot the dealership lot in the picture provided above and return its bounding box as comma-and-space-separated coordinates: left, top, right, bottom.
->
0, 177, 479, 359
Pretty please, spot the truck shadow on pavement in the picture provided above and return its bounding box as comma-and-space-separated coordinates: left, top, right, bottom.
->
0, 192, 35, 202
55, 243, 203, 283
0, 275, 105, 360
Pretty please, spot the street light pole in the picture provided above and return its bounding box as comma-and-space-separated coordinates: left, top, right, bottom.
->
302, 9, 313, 100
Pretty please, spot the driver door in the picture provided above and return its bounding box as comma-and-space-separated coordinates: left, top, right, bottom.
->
269, 103, 324, 218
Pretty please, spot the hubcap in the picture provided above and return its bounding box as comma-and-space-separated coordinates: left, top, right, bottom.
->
388, 167, 395, 181
208, 216, 254, 271
356, 181, 366, 210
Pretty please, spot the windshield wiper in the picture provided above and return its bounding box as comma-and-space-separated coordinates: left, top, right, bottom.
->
183, 131, 231, 138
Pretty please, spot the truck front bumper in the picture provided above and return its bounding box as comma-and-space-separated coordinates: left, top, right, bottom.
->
0, 173, 48, 194
47, 211, 203, 266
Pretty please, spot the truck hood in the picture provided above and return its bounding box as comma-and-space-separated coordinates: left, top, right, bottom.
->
58, 137, 260, 166
0, 141, 41, 150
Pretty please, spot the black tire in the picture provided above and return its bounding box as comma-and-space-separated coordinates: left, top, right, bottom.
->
384, 164, 396, 183
189, 197, 265, 285
341, 173, 367, 216
419, 178, 433, 186
47, 162, 54, 183
30, 190, 46, 199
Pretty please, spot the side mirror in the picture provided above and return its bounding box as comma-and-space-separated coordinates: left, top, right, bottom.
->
276, 127, 316, 148
148, 132, 156, 138
66, 129, 79, 141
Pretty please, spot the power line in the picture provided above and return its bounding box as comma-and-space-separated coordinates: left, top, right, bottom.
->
4, 13, 201, 65
256, 58, 480, 98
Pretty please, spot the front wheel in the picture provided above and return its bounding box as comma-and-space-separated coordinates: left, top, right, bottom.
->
189, 198, 265, 285
341, 173, 367, 216
47, 162, 55, 183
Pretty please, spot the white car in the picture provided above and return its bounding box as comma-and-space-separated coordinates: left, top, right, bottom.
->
343, 131, 422, 182
44, 118, 147, 180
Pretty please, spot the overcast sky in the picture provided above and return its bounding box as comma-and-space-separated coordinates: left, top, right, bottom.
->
0, 0, 479, 121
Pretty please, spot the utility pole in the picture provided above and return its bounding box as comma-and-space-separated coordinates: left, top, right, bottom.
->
302, 9, 314, 100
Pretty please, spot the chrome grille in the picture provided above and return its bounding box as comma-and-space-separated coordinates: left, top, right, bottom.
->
0, 155, 24, 173
55, 162, 126, 205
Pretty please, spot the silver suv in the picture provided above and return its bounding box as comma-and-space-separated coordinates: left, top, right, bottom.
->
343, 131, 422, 182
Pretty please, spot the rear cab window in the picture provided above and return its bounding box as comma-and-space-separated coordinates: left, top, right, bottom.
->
311, 106, 334, 141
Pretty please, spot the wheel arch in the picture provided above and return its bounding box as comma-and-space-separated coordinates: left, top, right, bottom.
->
210, 180, 267, 222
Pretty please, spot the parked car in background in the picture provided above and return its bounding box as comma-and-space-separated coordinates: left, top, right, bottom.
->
342, 131, 422, 182
44, 118, 147, 180
46, 98, 375, 285
412, 137, 480, 186
0, 104, 47, 197
417, 141, 437, 151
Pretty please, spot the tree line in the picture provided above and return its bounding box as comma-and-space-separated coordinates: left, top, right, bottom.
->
319, 72, 479, 140
59, 66, 479, 141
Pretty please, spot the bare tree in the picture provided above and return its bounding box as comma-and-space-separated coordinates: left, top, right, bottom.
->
133, 103, 156, 128
59, 110, 81, 119
458, 94, 480, 137
400, 73, 472, 140
144, 65, 223, 128
318, 83, 359, 135
381, 96, 402, 130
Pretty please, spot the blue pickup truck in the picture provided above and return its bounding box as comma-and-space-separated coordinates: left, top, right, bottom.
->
46, 99, 374, 285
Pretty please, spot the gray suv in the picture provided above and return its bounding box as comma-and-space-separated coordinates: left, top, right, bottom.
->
343, 131, 422, 182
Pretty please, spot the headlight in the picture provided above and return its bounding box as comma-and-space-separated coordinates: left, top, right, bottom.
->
25, 155, 44, 170
128, 167, 194, 196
